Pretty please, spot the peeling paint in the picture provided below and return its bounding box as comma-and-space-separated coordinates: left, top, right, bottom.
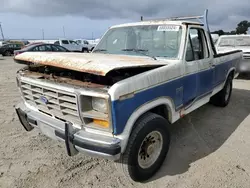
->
14, 52, 169, 76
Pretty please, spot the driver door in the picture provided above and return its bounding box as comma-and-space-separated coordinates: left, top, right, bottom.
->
182, 32, 199, 106
183, 26, 215, 107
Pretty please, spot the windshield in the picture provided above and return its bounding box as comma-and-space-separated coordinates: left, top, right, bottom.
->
93, 24, 182, 59
218, 37, 250, 47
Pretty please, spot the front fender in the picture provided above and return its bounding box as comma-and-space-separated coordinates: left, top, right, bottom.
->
114, 97, 178, 153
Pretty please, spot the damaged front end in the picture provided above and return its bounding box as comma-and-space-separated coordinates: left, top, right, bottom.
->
14, 51, 165, 159
15, 64, 121, 159
17, 63, 159, 87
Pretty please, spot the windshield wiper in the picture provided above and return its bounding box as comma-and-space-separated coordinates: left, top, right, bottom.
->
122, 48, 157, 60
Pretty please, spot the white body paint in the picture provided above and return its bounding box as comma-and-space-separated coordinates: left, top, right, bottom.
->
15, 17, 243, 159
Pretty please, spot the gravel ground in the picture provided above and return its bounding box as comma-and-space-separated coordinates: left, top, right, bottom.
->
0, 56, 250, 188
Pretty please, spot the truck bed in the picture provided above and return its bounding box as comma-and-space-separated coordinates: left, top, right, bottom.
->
214, 50, 242, 58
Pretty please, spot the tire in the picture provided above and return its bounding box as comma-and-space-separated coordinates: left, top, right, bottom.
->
210, 74, 233, 107
117, 112, 170, 182
3, 51, 11, 56
82, 48, 89, 53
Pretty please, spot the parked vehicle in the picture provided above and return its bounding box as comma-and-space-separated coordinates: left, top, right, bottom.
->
14, 43, 70, 57
54, 39, 83, 52
215, 35, 250, 73
0, 43, 24, 56
14, 9, 242, 182
74, 39, 96, 52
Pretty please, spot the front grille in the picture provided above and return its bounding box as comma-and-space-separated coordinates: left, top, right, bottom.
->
20, 81, 81, 125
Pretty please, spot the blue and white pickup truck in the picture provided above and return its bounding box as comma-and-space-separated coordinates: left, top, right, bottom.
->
14, 10, 242, 182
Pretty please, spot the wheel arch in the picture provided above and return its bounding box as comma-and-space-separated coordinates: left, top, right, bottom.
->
221, 67, 236, 89
116, 97, 177, 153
227, 67, 236, 79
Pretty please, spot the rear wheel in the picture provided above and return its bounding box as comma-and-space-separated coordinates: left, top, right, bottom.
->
82, 48, 89, 53
210, 74, 233, 107
4, 51, 11, 56
117, 112, 170, 182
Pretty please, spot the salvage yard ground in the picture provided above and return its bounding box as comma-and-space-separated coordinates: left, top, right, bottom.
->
0, 56, 250, 188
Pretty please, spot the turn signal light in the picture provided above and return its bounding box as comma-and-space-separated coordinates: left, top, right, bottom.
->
93, 119, 109, 128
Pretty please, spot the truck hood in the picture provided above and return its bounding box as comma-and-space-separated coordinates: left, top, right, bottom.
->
14, 52, 168, 76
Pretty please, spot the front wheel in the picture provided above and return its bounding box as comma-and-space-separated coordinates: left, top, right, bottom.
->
117, 112, 170, 182
4, 51, 11, 56
82, 48, 89, 53
210, 74, 233, 107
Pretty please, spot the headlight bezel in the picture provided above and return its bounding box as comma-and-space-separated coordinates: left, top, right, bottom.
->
78, 92, 112, 132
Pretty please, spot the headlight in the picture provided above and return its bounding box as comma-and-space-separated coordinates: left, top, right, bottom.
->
92, 97, 108, 113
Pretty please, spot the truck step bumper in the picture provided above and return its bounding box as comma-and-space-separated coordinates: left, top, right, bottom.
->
15, 102, 121, 161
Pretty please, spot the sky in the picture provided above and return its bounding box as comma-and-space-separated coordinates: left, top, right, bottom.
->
0, 0, 250, 40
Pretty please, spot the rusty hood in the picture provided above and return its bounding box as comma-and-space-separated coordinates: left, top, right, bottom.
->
14, 52, 168, 76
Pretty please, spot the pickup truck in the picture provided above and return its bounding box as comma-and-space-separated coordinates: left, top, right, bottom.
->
54, 39, 84, 52
74, 39, 96, 52
14, 10, 242, 182
215, 34, 250, 73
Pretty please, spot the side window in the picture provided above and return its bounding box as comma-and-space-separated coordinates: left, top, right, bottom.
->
62, 40, 69, 44
185, 28, 209, 61
45, 45, 52, 51
32, 45, 46, 51
32, 46, 39, 51
84, 40, 89, 45
51, 45, 59, 51
185, 36, 194, 61
69, 40, 78, 45
54, 41, 60, 45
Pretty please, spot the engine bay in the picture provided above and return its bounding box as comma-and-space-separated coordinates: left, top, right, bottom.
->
19, 64, 161, 88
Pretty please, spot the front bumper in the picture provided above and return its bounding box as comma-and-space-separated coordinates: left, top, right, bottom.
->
15, 102, 121, 160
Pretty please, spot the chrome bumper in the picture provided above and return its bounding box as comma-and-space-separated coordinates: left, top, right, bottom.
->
15, 102, 121, 160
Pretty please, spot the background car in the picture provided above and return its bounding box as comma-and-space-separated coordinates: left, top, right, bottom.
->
74, 39, 96, 52
14, 43, 70, 57
215, 35, 250, 74
0, 43, 24, 56
54, 39, 83, 52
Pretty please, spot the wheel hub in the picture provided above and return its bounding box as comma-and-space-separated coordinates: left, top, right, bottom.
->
147, 145, 154, 155
138, 131, 163, 169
